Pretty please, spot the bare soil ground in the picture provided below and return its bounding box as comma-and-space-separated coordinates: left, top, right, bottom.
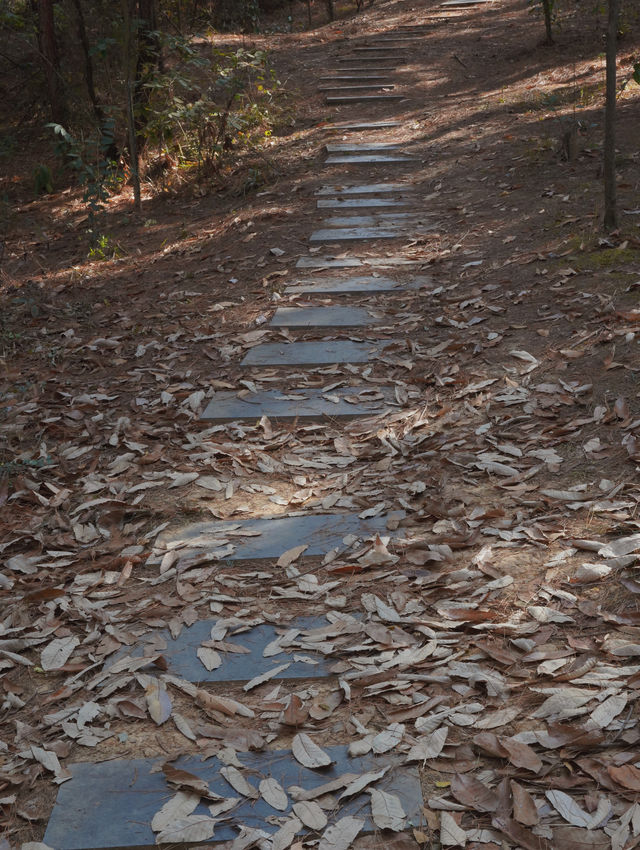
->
1, 0, 640, 847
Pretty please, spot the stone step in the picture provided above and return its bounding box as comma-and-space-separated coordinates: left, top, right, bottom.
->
296, 255, 420, 268
315, 182, 414, 195
321, 213, 423, 226
318, 83, 395, 92
337, 56, 407, 64
325, 121, 404, 130
108, 615, 338, 684
326, 65, 398, 71
240, 338, 401, 367
310, 227, 407, 242
45, 747, 422, 850
325, 94, 405, 104
317, 197, 413, 208
285, 275, 431, 295
150, 511, 402, 565
352, 46, 410, 52
270, 305, 382, 328
325, 153, 418, 163
318, 74, 397, 81
326, 143, 402, 152
201, 385, 396, 422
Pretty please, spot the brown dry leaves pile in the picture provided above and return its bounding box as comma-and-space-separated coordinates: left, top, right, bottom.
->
3, 268, 640, 849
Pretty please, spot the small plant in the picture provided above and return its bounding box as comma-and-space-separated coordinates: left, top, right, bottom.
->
34, 164, 53, 195
87, 233, 122, 261
47, 118, 119, 247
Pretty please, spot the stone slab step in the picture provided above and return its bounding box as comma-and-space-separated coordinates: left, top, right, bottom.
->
321, 213, 422, 226
352, 46, 410, 52
270, 305, 381, 327
318, 74, 397, 81
326, 121, 404, 130
316, 182, 414, 195
240, 338, 400, 367
296, 255, 420, 268
326, 143, 402, 152
326, 95, 405, 104
325, 153, 418, 163
337, 56, 407, 62
327, 65, 398, 71
108, 615, 336, 684
318, 83, 395, 92
317, 197, 413, 208
150, 511, 401, 564
310, 227, 407, 241
285, 274, 431, 295
201, 385, 396, 422
441, 0, 493, 4
44, 748, 422, 850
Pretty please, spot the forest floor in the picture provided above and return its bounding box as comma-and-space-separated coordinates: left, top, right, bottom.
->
1, 0, 640, 848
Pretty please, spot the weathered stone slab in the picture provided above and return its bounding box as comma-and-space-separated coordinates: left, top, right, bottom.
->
285, 275, 431, 295
201, 385, 396, 422
321, 213, 421, 226
150, 511, 400, 564
326, 95, 404, 104
316, 182, 414, 195
241, 339, 400, 367
337, 55, 407, 62
326, 143, 402, 152
317, 197, 413, 208
325, 153, 418, 163
319, 74, 397, 81
109, 615, 335, 684
327, 65, 398, 71
44, 747, 422, 850
326, 121, 403, 130
296, 255, 420, 268
318, 83, 395, 92
441, 0, 493, 4
310, 227, 405, 241
270, 305, 381, 327
352, 46, 409, 52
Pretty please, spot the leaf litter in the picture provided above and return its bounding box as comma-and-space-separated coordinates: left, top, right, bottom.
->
2, 4, 640, 850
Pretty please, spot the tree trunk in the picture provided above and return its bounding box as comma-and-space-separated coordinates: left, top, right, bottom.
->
37, 0, 67, 123
603, 0, 619, 231
541, 0, 554, 45
134, 0, 161, 150
121, 0, 142, 210
71, 0, 104, 125
325, 0, 334, 20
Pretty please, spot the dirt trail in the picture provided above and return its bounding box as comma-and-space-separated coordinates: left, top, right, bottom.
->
1, 1, 640, 848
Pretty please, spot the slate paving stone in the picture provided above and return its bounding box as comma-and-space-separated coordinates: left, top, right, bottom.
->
441, 0, 493, 3
326, 121, 403, 130
150, 511, 401, 564
240, 339, 401, 366
318, 74, 397, 81
325, 153, 418, 163
201, 385, 396, 422
44, 747, 423, 850
321, 213, 422, 226
317, 197, 413, 208
325, 143, 402, 151
327, 64, 399, 71
316, 182, 414, 195
326, 95, 404, 104
310, 226, 407, 241
296, 255, 420, 268
285, 274, 431, 294
352, 46, 410, 52
337, 55, 407, 62
270, 305, 382, 327
109, 615, 335, 684
318, 83, 395, 92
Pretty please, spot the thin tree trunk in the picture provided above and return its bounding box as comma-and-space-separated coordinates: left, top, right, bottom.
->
307, 0, 312, 27
325, 0, 334, 21
603, 0, 619, 231
121, 0, 142, 210
134, 0, 161, 150
71, 0, 104, 125
37, 0, 67, 123
541, 0, 554, 44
